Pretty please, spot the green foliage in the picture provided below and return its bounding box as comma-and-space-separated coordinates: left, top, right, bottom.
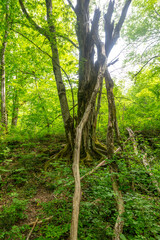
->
0, 133, 160, 239
0, 198, 27, 232
124, 193, 160, 239
0, 0, 160, 239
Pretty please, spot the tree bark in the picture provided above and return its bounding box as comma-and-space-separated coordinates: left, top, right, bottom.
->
75, 2, 103, 158
19, 0, 74, 147
104, 2, 132, 238
11, 90, 19, 127
45, 0, 74, 145
0, 3, 9, 132
105, 69, 121, 153
70, 52, 107, 240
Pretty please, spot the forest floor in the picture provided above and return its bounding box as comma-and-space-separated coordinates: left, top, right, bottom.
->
0, 131, 160, 240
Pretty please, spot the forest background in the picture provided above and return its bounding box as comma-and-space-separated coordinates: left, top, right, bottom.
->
0, 0, 160, 239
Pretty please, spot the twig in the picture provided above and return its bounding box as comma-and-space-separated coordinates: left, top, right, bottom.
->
12, 29, 52, 59
107, 58, 119, 67
57, 33, 78, 48
58, 65, 75, 121
26, 218, 39, 240
28, 216, 53, 227
134, 55, 160, 78
80, 160, 106, 180
154, 8, 160, 17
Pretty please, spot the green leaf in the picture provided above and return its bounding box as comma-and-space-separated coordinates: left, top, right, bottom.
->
120, 233, 127, 240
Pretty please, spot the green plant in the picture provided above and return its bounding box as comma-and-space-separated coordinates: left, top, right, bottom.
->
0, 198, 28, 231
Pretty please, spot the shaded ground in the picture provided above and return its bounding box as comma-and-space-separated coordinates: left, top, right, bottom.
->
0, 132, 160, 240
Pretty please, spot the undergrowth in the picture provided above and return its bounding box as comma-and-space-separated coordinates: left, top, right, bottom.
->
0, 132, 160, 239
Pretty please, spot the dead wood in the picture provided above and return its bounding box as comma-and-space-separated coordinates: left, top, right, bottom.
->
28, 216, 53, 227
70, 56, 107, 240
126, 127, 138, 155
127, 127, 160, 195
26, 218, 39, 240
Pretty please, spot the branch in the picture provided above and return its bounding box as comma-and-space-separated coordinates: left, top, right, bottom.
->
58, 65, 75, 121
66, 0, 75, 12
28, 216, 53, 226
104, 0, 132, 56
154, 8, 160, 18
12, 29, 52, 59
112, 0, 132, 43
80, 160, 106, 180
70, 50, 107, 240
134, 55, 160, 78
104, 0, 115, 56
126, 128, 138, 155
107, 58, 119, 67
57, 33, 78, 48
18, 0, 49, 38
26, 218, 39, 240
91, 8, 106, 63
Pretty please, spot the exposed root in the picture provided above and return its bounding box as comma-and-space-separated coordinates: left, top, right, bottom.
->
81, 145, 107, 165
81, 151, 93, 164
95, 139, 108, 151
44, 144, 72, 170
94, 147, 107, 157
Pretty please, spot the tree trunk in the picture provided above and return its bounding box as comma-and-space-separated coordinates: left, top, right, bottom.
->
75, 1, 103, 159
104, 2, 132, 238
70, 52, 107, 240
105, 69, 121, 153
11, 90, 19, 127
45, 0, 74, 147
19, 0, 74, 147
0, 3, 9, 132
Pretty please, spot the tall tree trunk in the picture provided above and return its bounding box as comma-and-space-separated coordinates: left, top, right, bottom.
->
104, 0, 132, 148
0, 3, 9, 132
11, 90, 19, 127
75, 0, 102, 158
19, 0, 74, 147
104, 1, 132, 238
70, 46, 107, 240
45, 0, 74, 147
105, 69, 121, 153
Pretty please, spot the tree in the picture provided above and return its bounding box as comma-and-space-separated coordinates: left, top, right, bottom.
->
18, 0, 75, 147
18, 0, 131, 159
17, 1, 132, 239
0, 0, 9, 132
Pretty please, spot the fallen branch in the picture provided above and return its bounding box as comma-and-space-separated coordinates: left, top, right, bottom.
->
126, 128, 138, 155
26, 218, 39, 240
127, 127, 160, 195
28, 216, 53, 226
80, 160, 106, 180
59, 137, 131, 191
